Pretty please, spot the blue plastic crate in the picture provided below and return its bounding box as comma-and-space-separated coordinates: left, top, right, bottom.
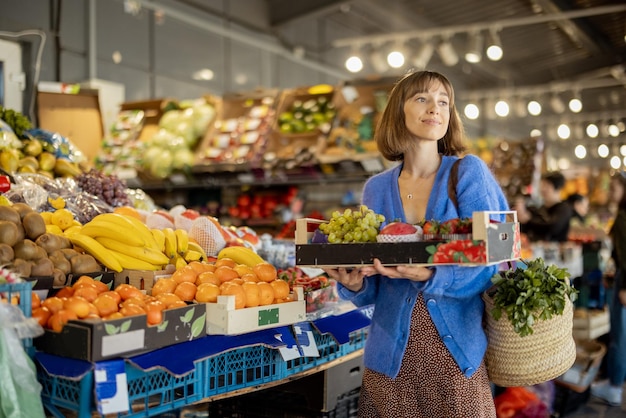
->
0, 281, 33, 352
282, 328, 367, 376
202, 345, 283, 398
39, 361, 204, 417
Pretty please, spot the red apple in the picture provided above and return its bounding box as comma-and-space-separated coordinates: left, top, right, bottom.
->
379, 222, 418, 235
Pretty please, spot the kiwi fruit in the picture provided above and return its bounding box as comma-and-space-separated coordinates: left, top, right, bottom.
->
52, 268, 67, 287
14, 222, 25, 242
59, 248, 80, 261
11, 202, 33, 220
0, 206, 22, 225
70, 254, 101, 275
11, 258, 32, 278
13, 239, 40, 260
36, 233, 71, 254
31, 257, 54, 277
49, 250, 72, 275
23, 211, 47, 240
0, 221, 18, 246
0, 243, 14, 264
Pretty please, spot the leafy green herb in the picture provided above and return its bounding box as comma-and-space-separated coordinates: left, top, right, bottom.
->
487, 258, 578, 337
0, 105, 32, 138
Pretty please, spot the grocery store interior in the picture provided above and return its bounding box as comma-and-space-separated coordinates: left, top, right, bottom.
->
1, 0, 626, 417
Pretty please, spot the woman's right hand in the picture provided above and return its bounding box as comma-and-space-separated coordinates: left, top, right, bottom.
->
323, 267, 365, 292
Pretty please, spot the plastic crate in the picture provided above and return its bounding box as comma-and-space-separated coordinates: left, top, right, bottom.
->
202, 344, 283, 398
38, 361, 204, 417
0, 281, 33, 352
283, 328, 367, 376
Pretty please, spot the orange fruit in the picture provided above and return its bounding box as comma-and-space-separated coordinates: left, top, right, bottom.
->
253, 263, 277, 283
87, 302, 99, 316
242, 282, 260, 308
73, 275, 96, 288
269, 279, 290, 300
47, 309, 78, 332
174, 282, 197, 302
115, 284, 144, 301
172, 266, 197, 284
114, 206, 142, 220
42, 296, 65, 314
220, 282, 246, 309
195, 283, 221, 303
257, 282, 275, 306
155, 292, 182, 307
99, 290, 122, 305
151, 277, 177, 296
233, 264, 254, 277
230, 278, 244, 286
119, 304, 146, 317
64, 296, 91, 318
215, 266, 239, 283
240, 273, 259, 283
120, 297, 147, 309
105, 312, 125, 320
72, 285, 98, 303
32, 306, 51, 327
144, 300, 166, 325
215, 257, 236, 269
166, 300, 188, 309
187, 261, 212, 275
31, 291, 41, 310
93, 293, 119, 317
91, 280, 110, 294
54, 287, 74, 299
196, 271, 221, 286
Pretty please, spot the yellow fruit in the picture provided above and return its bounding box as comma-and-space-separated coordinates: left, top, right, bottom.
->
40, 212, 54, 225
48, 196, 66, 209
51, 208, 75, 231
46, 224, 64, 235
217, 246, 265, 268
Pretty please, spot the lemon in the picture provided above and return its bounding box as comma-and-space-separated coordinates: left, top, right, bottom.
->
51, 209, 75, 231
0, 195, 12, 206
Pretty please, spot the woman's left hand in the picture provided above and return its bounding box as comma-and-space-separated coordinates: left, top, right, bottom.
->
619, 289, 626, 307
360, 258, 434, 282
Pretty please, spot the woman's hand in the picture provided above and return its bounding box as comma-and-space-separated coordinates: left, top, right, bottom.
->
323, 267, 366, 292
619, 289, 626, 307
360, 258, 434, 282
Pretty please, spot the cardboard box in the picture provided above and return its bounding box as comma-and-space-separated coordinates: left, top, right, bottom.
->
206, 287, 306, 335
295, 211, 520, 268
556, 339, 606, 392
37, 88, 104, 162
193, 89, 279, 172
34, 302, 207, 362
113, 267, 174, 293
573, 308, 610, 340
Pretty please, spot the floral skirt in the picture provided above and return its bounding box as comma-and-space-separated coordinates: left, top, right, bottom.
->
357, 294, 495, 418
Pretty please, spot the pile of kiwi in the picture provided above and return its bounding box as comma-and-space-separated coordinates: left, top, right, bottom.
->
0, 203, 101, 287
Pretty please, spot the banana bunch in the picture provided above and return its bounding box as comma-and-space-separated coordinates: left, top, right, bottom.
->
70, 213, 170, 271
217, 246, 265, 267
150, 227, 208, 269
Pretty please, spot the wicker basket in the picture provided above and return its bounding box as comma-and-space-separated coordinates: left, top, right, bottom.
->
482, 293, 577, 387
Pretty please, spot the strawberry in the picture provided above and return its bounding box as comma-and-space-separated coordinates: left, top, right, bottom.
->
422, 220, 440, 235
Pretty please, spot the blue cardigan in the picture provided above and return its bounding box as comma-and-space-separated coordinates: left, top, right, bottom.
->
338, 155, 510, 379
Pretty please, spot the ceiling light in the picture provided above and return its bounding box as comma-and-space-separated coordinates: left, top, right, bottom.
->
568, 98, 582, 113
530, 129, 542, 137
527, 100, 542, 116
586, 123, 599, 138
412, 42, 434, 69
437, 37, 458, 66
464, 103, 480, 120
486, 28, 503, 61
549, 94, 566, 114
345, 55, 363, 73
387, 50, 405, 68
192, 68, 214, 80
609, 123, 621, 137
464, 31, 483, 63
557, 123, 571, 139
610, 155, 621, 168
598, 144, 610, 158
495, 100, 509, 117
620, 145, 626, 156
575, 144, 587, 159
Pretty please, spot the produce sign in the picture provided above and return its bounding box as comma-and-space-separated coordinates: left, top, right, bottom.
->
295, 211, 521, 268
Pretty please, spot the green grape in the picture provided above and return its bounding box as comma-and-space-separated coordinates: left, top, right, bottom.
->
316, 205, 385, 243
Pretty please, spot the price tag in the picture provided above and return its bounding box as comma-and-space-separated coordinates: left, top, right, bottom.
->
94, 359, 129, 415
169, 173, 187, 185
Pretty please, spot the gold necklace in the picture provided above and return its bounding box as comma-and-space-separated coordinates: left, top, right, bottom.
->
404, 171, 436, 199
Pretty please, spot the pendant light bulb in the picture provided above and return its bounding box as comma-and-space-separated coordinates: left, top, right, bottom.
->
486, 28, 503, 61
437, 36, 458, 67
464, 31, 483, 64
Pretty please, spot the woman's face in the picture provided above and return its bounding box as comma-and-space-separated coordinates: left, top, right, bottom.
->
403, 81, 450, 142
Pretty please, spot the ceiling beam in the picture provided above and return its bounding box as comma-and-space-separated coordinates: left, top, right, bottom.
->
267, 0, 351, 27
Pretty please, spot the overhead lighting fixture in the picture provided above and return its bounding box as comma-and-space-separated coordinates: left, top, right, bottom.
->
464, 103, 480, 120
387, 43, 407, 68
192, 68, 214, 80
527, 100, 542, 116
586, 123, 599, 138
495, 100, 510, 117
574, 144, 587, 159
486, 28, 503, 61
464, 31, 483, 63
412, 42, 434, 69
345, 55, 363, 73
549, 94, 566, 114
437, 36, 458, 66
568, 91, 582, 113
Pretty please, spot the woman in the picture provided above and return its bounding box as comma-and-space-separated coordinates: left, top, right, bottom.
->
591, 173, 626, 406
324, 70, 509, 417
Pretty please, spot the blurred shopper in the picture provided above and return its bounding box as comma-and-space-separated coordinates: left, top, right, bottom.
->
567, 193, 590, 226
515, 172, 572, 242
324, 70, 508, 418
591, 172, 626, 406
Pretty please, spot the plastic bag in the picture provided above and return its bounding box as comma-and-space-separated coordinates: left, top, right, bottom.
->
0, 303, 45, 418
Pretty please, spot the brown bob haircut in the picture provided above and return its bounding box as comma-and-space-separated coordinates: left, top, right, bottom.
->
374, 70, 467, 161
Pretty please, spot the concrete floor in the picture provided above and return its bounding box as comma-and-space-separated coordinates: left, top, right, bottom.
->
556, 382, 626, 418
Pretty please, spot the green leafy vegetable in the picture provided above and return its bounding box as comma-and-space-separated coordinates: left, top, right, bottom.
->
0, 106, 32, 138
486, 258, 578, 337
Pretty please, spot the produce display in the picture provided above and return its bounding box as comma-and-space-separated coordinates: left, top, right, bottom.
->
315, 205, 385, 243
